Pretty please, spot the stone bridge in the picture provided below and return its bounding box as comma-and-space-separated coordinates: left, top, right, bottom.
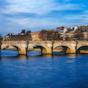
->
1, 40, 88, 55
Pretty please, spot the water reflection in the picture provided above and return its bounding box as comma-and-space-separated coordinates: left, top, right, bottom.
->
0, 50, 80, 58
0, 50, 79, 59
0, 51, 88, 88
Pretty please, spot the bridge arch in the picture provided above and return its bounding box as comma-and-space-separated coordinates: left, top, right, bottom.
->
54, 46, 71, 54
1, 45, 19, 56
54, 45, 75, 54
32, 45, 50, 55
77, 46, 88, 54
1, 44, 27, 55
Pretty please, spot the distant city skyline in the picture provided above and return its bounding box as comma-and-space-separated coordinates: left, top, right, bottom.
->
0, 0, 88, 34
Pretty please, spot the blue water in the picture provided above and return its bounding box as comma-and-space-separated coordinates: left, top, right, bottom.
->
0, 50, 88, 88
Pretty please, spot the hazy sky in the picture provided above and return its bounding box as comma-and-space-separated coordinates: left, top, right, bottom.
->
0, 0, 88, 34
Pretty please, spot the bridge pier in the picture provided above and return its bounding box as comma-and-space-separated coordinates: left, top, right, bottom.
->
66, 48, 76, 54
18, 48, 27, 55
42, 48, 52, 55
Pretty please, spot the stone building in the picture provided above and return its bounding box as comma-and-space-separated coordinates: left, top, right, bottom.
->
4, 30, 32, 41
31, 32, 41, 41
39, 29, 60, 41
82, 32, 88, 40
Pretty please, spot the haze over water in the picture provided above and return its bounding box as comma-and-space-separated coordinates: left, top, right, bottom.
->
0, 50, 88, 88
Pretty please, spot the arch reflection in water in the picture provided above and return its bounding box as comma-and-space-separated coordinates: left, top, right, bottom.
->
0, 54, 88, 88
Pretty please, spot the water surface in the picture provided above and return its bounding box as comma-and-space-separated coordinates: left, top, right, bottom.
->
0, 50, 88, 88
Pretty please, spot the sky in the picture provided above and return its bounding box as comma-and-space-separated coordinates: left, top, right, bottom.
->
0, 0, 88, 34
